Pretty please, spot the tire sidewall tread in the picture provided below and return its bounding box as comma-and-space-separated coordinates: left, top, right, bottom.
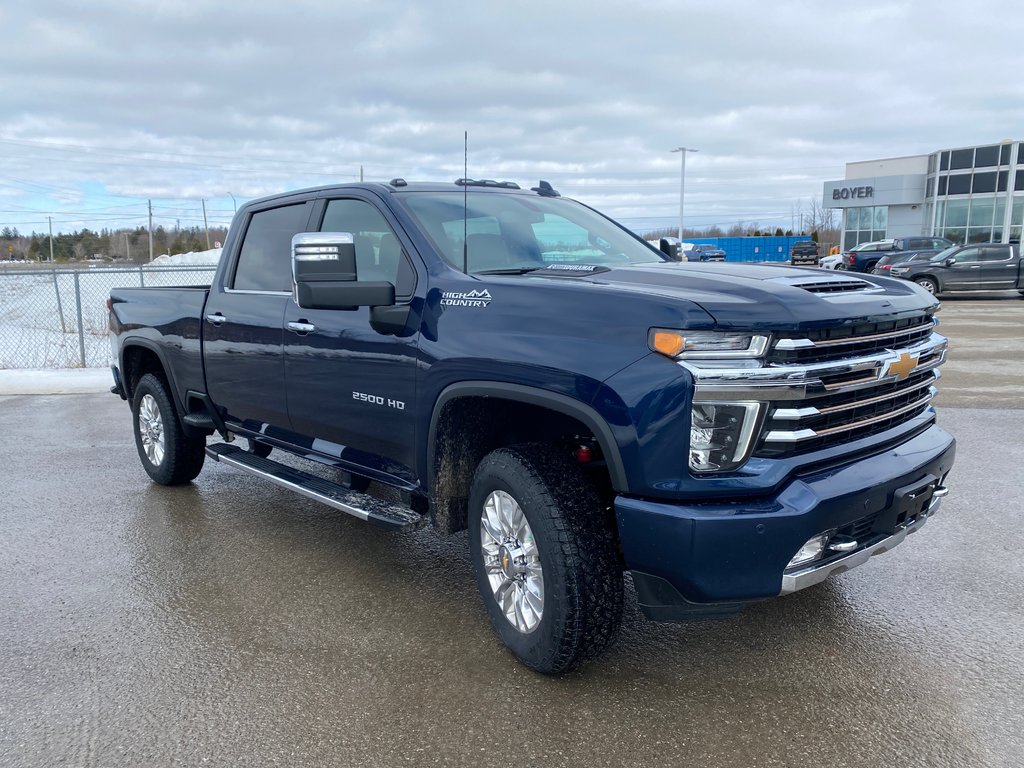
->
131, 373, 205, 486
468, 444, 623, 674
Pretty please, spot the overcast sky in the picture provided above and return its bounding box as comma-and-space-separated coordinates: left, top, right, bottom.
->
1, 0, 1022, 237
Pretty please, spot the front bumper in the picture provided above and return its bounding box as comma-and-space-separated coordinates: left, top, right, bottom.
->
615, 423, 955, 620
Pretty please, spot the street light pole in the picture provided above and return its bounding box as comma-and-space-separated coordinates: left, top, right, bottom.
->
671, 147, 699, 240
227, 192, 237, 213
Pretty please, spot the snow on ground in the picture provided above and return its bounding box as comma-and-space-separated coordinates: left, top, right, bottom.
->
150, 248, 222, 266
0, 261, 217, 369
0, 367, 112, 395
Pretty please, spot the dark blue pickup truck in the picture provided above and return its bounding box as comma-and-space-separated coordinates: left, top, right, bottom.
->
109, 179, 955, 673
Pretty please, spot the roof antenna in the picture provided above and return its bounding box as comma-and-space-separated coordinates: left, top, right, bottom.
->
463, 130, 469, 275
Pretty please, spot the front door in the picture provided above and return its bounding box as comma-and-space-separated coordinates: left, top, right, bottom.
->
940, 246, 982, 291
283, 196, 421, 484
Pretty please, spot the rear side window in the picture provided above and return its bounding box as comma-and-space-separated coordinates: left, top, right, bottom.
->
233, 203, 312, 291
980, 246, 1011, 261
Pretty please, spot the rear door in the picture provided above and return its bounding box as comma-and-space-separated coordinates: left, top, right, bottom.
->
978, 245, 1018, 288
204, 200, 314, 430
282, 194, 422, 483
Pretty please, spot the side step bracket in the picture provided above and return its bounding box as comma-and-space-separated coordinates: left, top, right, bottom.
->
205, 443, 423, 531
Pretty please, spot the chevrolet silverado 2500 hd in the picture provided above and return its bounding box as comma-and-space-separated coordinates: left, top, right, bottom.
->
109, 179, 956, 673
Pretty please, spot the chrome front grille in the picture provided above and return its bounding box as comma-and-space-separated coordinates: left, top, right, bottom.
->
770, 313, 936, 365
680, 318, 948, 464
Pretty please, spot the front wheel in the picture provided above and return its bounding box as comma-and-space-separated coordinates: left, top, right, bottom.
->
914, 276, 939, 295
132, 373, 206, 485
468, 444, 623, 674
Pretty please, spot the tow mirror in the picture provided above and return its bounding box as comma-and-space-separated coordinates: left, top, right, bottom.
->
659, 237, 682, 261
291, 232, 395, 310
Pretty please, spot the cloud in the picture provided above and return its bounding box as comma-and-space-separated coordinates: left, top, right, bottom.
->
0, 0, 1021, 233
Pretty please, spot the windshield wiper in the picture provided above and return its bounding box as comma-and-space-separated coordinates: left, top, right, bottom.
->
475, 267, 545, 275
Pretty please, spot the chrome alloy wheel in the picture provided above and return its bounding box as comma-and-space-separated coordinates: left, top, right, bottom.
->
480, 490, 544, 633
137, 393, 165, 466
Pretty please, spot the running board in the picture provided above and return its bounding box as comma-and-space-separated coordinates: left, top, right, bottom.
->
205, 443, 424, 531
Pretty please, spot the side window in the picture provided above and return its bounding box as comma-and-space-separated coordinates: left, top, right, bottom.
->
321, 199, 415, 297
980, 246, 1010, 261
233, 203, 311, 291
953, 247, 980, 263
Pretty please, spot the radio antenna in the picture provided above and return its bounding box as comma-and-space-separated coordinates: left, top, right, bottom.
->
463, 130, 468, 274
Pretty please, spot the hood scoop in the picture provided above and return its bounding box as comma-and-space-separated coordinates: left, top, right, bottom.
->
775, 277, 879, 294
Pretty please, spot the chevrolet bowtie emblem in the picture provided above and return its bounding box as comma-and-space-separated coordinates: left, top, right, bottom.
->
886, 352, 917, 380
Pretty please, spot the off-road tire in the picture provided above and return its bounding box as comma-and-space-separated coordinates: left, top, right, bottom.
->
914, 276, 939, 295
468, 444, 623, 674
132, 373, 206, 485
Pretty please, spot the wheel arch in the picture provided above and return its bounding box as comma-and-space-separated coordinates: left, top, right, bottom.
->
426, 382, 629, 533
120, 339, 179, 410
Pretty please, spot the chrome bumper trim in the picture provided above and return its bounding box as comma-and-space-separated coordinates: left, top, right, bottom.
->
779, 494, 943, 595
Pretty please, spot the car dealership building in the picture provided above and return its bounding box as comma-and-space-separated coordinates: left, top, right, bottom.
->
823, 141, 1024, 250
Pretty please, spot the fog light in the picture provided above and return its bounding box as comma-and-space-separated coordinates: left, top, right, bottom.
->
786, 532, 833, 570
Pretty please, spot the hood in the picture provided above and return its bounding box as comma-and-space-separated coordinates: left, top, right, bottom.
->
568, 262, 937, 330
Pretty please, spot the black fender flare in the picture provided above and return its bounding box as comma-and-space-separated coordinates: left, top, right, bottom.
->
426, 381, 629, 493
118, 338, 184, 413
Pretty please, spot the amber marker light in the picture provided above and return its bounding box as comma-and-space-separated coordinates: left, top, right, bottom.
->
650, 329, 685, 357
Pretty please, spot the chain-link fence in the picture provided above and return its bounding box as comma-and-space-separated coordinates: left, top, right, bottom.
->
0, 264, 217, 369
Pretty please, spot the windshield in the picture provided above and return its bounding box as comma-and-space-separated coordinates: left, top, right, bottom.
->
929, 246, 959, 262
397, 192, 663, 273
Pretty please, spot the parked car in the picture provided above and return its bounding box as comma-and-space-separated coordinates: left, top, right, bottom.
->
789, 240, 820, 266
872, 251, 939, 275
845, 237, 953, 273
818, 254, 844, 270
686, 244, 726, 262
890, 243, 1023, 295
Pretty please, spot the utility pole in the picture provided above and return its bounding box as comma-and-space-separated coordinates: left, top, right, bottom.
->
48, 216, 54, 262
148, 199, 154, 262
360, 165, 364, 182
202, 198, 211, 250
671, 147, 699, 240
125, 232, 131, 262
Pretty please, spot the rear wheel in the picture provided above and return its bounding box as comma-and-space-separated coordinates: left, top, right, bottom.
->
468, 444, 623, 674
132, 373, 206, 485
914, 276, 939, 295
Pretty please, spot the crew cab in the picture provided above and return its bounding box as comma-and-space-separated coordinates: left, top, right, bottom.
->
109, 179, 956, 674
890, 243, 1023, 295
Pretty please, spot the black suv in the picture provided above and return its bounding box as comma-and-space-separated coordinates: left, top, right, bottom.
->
789, 240, 819, 266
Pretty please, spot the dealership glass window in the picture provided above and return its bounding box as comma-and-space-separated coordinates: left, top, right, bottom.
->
968, 199, 994, 228
1016, 170, 1024, 191
926, 177, 934, 197
998, 171, 1008, 192
940, 151, 950, 171
843, 206, 886, 248
950, 149, 973, 170
947, 174, 971, 195
938, 176, 948, 195
1000, 144, 1012, 165
972, 172, 997, 194
928, 154, 936, 174
974, 145, 999, 168
944, 199, 969, 228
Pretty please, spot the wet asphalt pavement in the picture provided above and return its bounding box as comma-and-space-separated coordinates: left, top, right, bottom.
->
2, 301, 1024, 767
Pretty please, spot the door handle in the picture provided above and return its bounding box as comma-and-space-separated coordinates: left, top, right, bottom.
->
287, 321, 316, 334
206, 313, 227, 325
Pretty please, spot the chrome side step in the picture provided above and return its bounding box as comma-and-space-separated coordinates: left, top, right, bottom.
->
205, 443, 423, 531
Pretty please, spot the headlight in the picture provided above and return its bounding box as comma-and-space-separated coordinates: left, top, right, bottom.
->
649, 329, 769, 359
689, 401, 763, 472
